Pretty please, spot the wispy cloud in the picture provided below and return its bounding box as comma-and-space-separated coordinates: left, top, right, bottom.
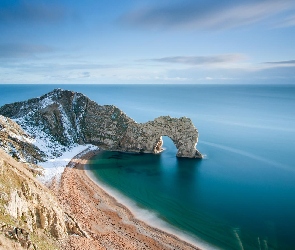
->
0, 0, 66, 23
0, 43, 55, 58
0, 60, 124, 83
273, 15, 295, 28
257, 60, 295, 71
0, 61, 120, 72
151, 54, 245, 66
121, 0, 293, 30
265, 60, 295, 65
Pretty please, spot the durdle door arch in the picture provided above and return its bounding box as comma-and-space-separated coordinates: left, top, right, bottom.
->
116, 116, 203, 158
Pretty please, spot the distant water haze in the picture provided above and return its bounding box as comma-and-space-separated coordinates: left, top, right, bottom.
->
1, 84, 295, 249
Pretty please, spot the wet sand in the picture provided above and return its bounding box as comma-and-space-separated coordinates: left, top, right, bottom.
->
51, 149, 201, 250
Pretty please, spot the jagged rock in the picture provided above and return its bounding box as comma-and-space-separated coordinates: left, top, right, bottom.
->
4, 187, 69, 239
0, 149, 85, 246
0, 115, 46, 169
64, 213, 88, 237
1, 224, 37, 250
0, 89, 202, 158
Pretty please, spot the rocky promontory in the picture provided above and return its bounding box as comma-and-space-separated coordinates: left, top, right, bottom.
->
0, 89, 202, 158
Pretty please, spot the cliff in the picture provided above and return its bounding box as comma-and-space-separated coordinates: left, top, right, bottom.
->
0, 115, 88, 249
0, 148, 86, 249
0, 116, 45, 165
0, 89, 202, 158
0, 115, 46, 177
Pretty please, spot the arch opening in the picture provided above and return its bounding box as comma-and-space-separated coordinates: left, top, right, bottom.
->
153, 136, 178, 155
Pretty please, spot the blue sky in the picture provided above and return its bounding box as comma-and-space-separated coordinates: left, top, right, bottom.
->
0, 0, 295, 84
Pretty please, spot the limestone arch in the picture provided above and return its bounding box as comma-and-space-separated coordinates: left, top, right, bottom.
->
146, 116, 201, 158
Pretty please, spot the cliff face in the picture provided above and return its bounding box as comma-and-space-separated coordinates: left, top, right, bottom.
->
0, 90, 89, 159
0, 148, 86, 249
0, 89, 202, 158
0, 117, 87, 249
0, 115, 46, 177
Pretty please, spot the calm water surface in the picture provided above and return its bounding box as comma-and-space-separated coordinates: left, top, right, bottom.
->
1, 84, 295, 249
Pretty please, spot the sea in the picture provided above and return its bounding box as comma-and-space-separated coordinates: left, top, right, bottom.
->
1, 84, 295, 249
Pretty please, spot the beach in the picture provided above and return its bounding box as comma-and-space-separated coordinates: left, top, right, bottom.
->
50, 149, 201, 250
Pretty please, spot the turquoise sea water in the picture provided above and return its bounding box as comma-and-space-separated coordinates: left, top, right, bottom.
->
1, 84, 295, 249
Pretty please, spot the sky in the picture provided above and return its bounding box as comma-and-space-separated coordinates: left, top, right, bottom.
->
0, 0, 295, 84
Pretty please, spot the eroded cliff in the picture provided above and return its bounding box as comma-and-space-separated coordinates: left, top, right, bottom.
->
0, 116, 45, 165
0, 148, 86, 249
0, 116, 88, 249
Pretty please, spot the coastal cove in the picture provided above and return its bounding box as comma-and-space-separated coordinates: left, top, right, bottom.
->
1, 84, 295, 249
85, 149, 216, 249
52, 148, 202, 249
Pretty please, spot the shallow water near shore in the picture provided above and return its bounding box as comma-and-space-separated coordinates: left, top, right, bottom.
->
1, 84, 295, 249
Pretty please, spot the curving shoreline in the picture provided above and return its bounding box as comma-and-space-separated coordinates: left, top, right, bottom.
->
53, 149, 202, 250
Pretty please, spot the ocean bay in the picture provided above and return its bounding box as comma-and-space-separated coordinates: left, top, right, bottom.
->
1, 84, 295, 249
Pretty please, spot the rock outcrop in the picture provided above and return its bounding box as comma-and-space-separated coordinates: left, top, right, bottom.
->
0, 225, 36, 250
0, 89, 202, 158
0, 115, 46, 175
0, 148, 86, 249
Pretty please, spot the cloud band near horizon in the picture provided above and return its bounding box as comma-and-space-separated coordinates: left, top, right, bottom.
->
151, 54, 245, 66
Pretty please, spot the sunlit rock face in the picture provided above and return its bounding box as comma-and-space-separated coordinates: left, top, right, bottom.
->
120, 116, 202, 158
0, 148, 87, 244
0, 89, 202, 159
